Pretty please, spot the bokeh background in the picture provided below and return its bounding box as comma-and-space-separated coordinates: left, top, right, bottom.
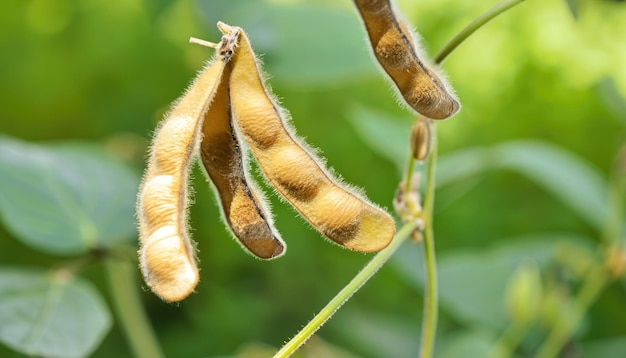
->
1, 0, 625, 357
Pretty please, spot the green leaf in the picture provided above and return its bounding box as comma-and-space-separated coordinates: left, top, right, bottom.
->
348, 115, 610, 230
597, 77, 626, 125
0, 136, 140, 255
436, 147, 493, 187
564, 0, 581, 20
437, 141, 609, 230
346, 105, 411, 170
437, 329, 496, 358
583, 336, 626, 357
0, 267, 111, 358
491, 141, 608, 230
197, 2, 377, 87
391, 234, 591, 329
330, 308, 420, 357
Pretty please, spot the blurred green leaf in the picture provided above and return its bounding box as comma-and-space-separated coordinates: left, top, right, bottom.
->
437, 141, 609, 230
436, 147, 493, 187
436, 329, 496, 358
0, 267, 111, 358
0, 136, 139, 255
391, 234, 590, 329
490, 141, 608, 230
597, 77, 626, 124
330, 308, 420, 358
350, 123, 610, 229
582, 336, 626, 357
197, 2, 376, 87
564, 0, 581, 20
346, 105, 411, 170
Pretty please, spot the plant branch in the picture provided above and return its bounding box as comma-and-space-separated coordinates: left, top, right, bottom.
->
491, 321, 530, 358
535, 263, 609, 358
434, 0, 526, 64
274, 221, 421, 358
105, 258, 165, 358
419, 123, 439, 358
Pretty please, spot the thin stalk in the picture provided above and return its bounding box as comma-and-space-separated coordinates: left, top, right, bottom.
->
419, 124, 438, 358
275, 1, 528, 356
491, 321, 530, 358
603, 169, 626, 244
434, 0, 526, 64
535, 264, 609, 358
417, 0, 527, 350
105, 258, 165, 358
405, 0, 526, 197
274, 221, 421, 358
535, 161, 624, 357
405, 155, 417, 194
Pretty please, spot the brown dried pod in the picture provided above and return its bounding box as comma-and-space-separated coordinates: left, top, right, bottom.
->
352, 0, 460, 119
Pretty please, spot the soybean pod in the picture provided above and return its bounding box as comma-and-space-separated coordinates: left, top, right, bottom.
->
197, 28, 285, 260
136, 31, 237, 302
353, 0, 460, 119
222, 22, 396, 252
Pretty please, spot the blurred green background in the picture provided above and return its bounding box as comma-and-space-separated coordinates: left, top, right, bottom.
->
0, 0, 625, 357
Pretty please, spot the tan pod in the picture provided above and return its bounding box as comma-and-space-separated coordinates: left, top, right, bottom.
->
136, 30, 240, 302
198, 30, 285, 259
353, 0, 460, 119
224, 23, 396, 252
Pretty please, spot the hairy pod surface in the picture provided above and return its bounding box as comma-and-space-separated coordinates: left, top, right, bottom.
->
198, 33, 285, 260
137, 33, 238, 302
353, 0, 460, 119
226, 24, 396, 252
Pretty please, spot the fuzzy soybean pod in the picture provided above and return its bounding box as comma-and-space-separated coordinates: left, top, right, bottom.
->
223, 23, 396, 252
353, 0, 460, 119
136, 34, 236, 302
198, 34, 285, 260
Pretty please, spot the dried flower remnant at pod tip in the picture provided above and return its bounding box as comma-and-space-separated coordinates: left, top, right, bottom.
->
221, 22, 396, 252
195, 26, 285, 260
136, 28, 240, 302
352, 0, 460, 119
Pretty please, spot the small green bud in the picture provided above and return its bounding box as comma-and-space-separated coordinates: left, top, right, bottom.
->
505, 262, 542, 325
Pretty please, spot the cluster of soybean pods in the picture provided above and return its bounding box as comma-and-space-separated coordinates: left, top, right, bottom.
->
137, 0, 459, 302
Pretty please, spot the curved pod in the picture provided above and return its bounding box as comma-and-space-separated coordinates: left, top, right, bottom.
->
136, 30, 239, 302
353, 0, 460, 119
198, 38, 285, 260
225, 23, 396, 252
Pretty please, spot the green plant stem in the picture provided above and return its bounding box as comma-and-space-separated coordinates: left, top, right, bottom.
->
276, 1, 529, 356
604, 169, 626, 244
535, 264, 609, 358
404, 0, 526, 196
405, 154, 417, 194
491, 321, 530, 358
274, 220, 421, 358
419, 124, 439, 358
434, 0, 526, 64
105, 258, 165, 358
